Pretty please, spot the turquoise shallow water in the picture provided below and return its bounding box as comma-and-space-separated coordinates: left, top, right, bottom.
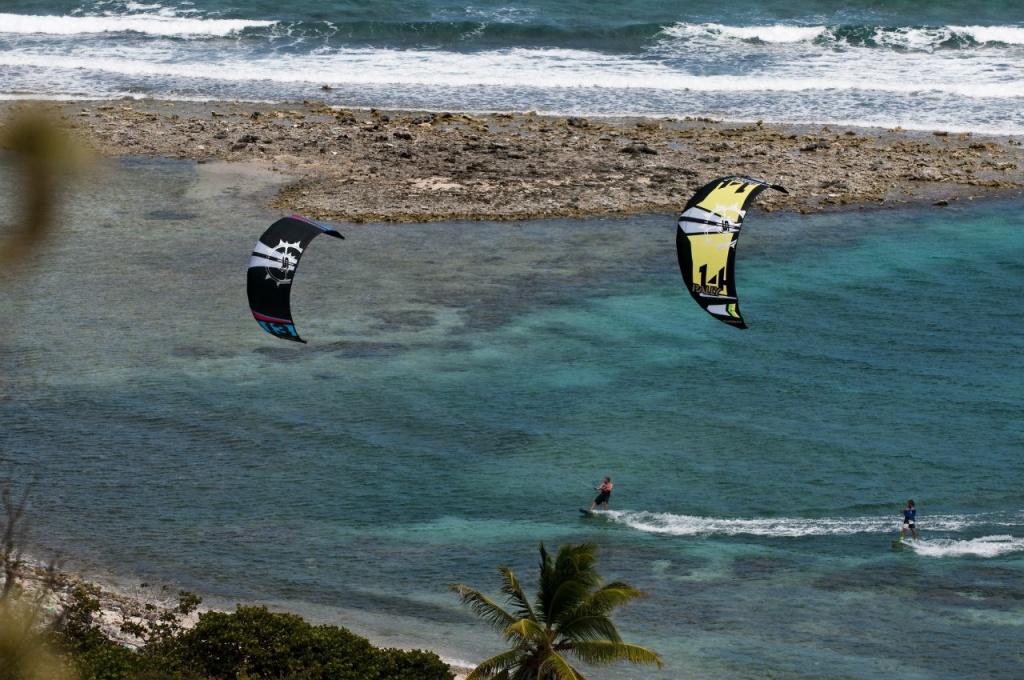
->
1, 156, 1023, 678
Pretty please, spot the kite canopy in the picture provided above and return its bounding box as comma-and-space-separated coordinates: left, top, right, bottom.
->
676, 176, 787, 329
247, 215, 344, 343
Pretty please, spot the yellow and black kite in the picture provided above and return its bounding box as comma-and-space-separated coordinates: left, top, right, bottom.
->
676, 176, 787, 328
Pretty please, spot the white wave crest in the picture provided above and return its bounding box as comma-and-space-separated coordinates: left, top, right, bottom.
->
663, 22, 827, 44
950, 25, 1024, 45
0, 12, 273, 37
661, 22, 1024, 50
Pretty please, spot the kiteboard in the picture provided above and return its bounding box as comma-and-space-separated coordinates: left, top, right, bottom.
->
892, 539, 917, 550
579, 508, 593, 516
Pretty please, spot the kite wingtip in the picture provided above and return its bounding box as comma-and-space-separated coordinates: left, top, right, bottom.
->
293, 214, 345, 238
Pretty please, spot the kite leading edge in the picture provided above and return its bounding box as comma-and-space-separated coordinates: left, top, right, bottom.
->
676, 176, 787, 329
246, 215, 344, 343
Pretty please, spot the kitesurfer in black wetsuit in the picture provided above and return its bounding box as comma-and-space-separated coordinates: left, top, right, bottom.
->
590, 477, 613, 512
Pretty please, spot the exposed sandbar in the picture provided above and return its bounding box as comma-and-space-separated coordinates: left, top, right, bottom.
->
5, 98, 1024, 222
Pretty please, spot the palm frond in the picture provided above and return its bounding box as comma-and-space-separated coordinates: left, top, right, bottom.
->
466, 648, 521, 680
504, 616, 546, 644
498, 566, 537, 622
587, 581, 646, 614
553, 615, 622, 644
554, 543, 601, 588
540, 544, 604, 621
568, 640, 665, 668
540, 544, 600, 597
455, 542, 663, 680
450, 584, 517, 633
546, 580, 593, 627
537, 650, 587, 680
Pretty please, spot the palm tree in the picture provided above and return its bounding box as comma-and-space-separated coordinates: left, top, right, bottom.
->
450, 542, 664, 680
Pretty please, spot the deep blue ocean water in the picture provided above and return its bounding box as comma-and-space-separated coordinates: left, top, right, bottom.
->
1, 155, 1022, 678
2, 0, 1024, 133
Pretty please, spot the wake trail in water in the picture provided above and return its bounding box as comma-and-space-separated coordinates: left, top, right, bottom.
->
601, 510, 1024, 556
905, 535, 1024, 558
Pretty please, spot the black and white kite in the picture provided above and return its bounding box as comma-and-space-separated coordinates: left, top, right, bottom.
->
246, 215, 344, 343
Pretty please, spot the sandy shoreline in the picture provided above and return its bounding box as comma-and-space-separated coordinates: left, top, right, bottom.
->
4, 98, 1024, 223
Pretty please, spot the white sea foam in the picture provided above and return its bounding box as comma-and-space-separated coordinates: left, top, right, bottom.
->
950, 25, 1024, 45
0, 12, 273, 36
439, 656, 477, 675
3, 42, 1022, 101
604, 510, 1020, 538
910, 535, 1024, 558
663, 22, 827, 43
444, 5, 537, 24
866, 25, 1024, 50
661, 22, 1024, 49
3, 13, 1023, 134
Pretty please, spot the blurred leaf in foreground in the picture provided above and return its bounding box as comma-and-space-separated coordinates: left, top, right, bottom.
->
0, 104, 90, 272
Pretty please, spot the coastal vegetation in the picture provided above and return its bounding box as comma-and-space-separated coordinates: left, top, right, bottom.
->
1, 475, 454, 680
451, 542, 664, 680
52, 594, 454, 680
5, 473, 664, 680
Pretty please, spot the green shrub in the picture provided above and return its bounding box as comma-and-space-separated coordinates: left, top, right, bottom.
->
161, 605, 453, 680
68, 643, 148, 680
48, 583, 156, 680
52, 592, 453, 680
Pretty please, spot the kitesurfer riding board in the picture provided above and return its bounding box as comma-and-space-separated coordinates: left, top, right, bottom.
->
590, 477, 613, 512
899, 500, 918, 542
